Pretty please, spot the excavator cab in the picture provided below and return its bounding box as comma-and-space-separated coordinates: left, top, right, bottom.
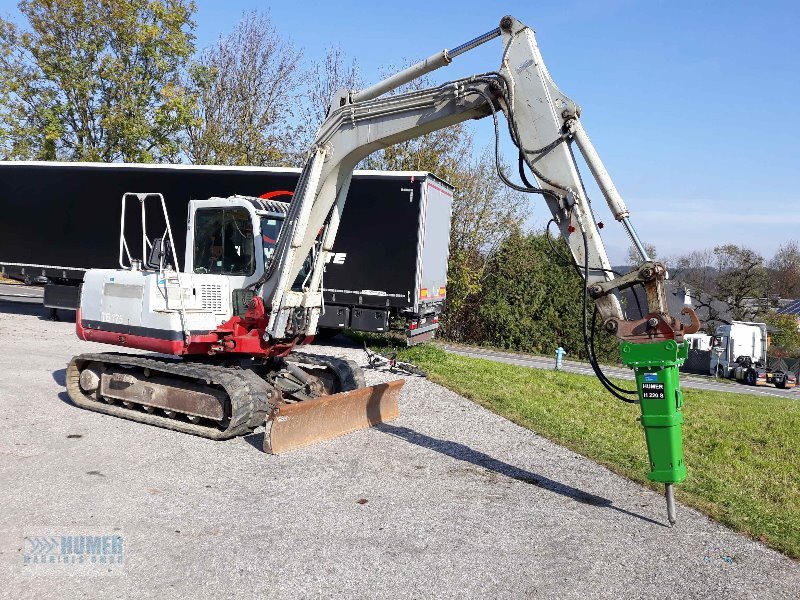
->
192, 211, 254, 275
70, 191, 403, 453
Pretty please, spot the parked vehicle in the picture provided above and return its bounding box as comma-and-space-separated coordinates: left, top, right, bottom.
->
710, 321, 796, 388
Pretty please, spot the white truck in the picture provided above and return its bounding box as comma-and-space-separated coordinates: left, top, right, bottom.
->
710, 321, 796, 388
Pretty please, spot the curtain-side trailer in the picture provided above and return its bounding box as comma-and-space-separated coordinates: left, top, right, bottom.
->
0, 161, 453, 344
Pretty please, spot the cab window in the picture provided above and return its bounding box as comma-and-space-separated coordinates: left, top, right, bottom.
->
261, 217, 283, 269
193, 208, 255, 275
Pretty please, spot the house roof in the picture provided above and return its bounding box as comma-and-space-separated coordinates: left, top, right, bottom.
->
777, 299, 800, 316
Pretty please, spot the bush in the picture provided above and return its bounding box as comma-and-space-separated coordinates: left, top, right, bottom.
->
467, 231, 619, 362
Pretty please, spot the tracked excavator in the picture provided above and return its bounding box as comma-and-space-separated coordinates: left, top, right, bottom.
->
67, 16, 698, 523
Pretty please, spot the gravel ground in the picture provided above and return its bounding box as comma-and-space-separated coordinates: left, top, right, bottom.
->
0, 300, 798, 599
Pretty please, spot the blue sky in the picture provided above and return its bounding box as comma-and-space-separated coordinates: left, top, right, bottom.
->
1, 0, 798, 264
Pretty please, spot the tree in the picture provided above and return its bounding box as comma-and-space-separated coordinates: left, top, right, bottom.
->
442, 151, 528, 340
476, 231, 618, 361
714, 244, 770, 320
626, 243, 656, 266
185, 10, 302, 166
299, 45, 361, 145
769, 240, 800, 299
0, 0, 196, 162
671, 248, 717, 294
670, 244, 770, 326
765, 313, 800, 357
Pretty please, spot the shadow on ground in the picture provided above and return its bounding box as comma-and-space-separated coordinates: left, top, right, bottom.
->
245, 421, 666, 527
53, 368, 66, 387
378, 423, 667, 528
52, 369, 75, 407
243, 432, 264, 451
0, 299, 75, 322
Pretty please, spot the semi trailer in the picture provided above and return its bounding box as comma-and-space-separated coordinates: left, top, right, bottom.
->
0, 161, 452, 343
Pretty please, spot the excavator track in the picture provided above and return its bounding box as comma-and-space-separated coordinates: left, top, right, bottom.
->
285, 352, 366, 391
66, 350, 401, 452
66, 353, 274, 440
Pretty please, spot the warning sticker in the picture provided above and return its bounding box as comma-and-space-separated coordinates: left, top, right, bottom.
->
642, 382, 665, 399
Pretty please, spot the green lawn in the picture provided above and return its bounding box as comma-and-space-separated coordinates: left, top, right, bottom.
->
395, 343, 800, 558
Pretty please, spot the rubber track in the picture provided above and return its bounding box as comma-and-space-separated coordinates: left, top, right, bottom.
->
66, 353, 273, 440
286, 352, 366, 391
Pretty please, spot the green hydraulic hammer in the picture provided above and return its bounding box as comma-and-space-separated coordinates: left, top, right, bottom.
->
621, 339, 689, 525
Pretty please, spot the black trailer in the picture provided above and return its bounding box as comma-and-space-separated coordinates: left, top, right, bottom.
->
0, 161, 453, 343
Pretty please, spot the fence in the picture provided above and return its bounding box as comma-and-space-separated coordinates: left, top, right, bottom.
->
767, 356, 800, 379
681, 349, 711, 375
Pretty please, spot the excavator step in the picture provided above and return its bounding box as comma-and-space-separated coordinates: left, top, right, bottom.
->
264, 379, 403, 454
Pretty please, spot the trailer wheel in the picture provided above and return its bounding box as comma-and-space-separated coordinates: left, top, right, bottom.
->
745, 370, 756, 386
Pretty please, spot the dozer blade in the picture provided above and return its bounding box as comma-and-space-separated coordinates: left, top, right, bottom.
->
264, 379, 404, 454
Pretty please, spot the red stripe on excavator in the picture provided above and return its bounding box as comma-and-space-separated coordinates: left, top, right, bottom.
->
260, 190, 294, 200
75, 308, 300, 358
77, 313, 189, 354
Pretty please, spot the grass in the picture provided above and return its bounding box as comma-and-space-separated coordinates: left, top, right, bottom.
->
389, 342, 800, 559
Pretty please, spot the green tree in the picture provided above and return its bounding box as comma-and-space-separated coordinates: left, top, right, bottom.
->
477, 231, 618, 361
0, 0, 196, 162
442, 151, 527, 341
765, 313, 800, 356
185, 10, 303, 166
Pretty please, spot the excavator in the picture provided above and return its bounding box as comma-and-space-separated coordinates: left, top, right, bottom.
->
66, 16, 699, 524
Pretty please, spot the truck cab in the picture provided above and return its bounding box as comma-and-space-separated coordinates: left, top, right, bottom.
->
709, 321, 768, 378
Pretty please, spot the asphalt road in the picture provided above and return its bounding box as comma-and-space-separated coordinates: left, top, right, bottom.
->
0, 301, 798, 599
0, 283, 43, 303
440, 343, 800, 400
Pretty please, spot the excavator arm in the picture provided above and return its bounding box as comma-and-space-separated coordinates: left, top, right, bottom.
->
257, 15, 697, 524
260, 16, 697, 347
